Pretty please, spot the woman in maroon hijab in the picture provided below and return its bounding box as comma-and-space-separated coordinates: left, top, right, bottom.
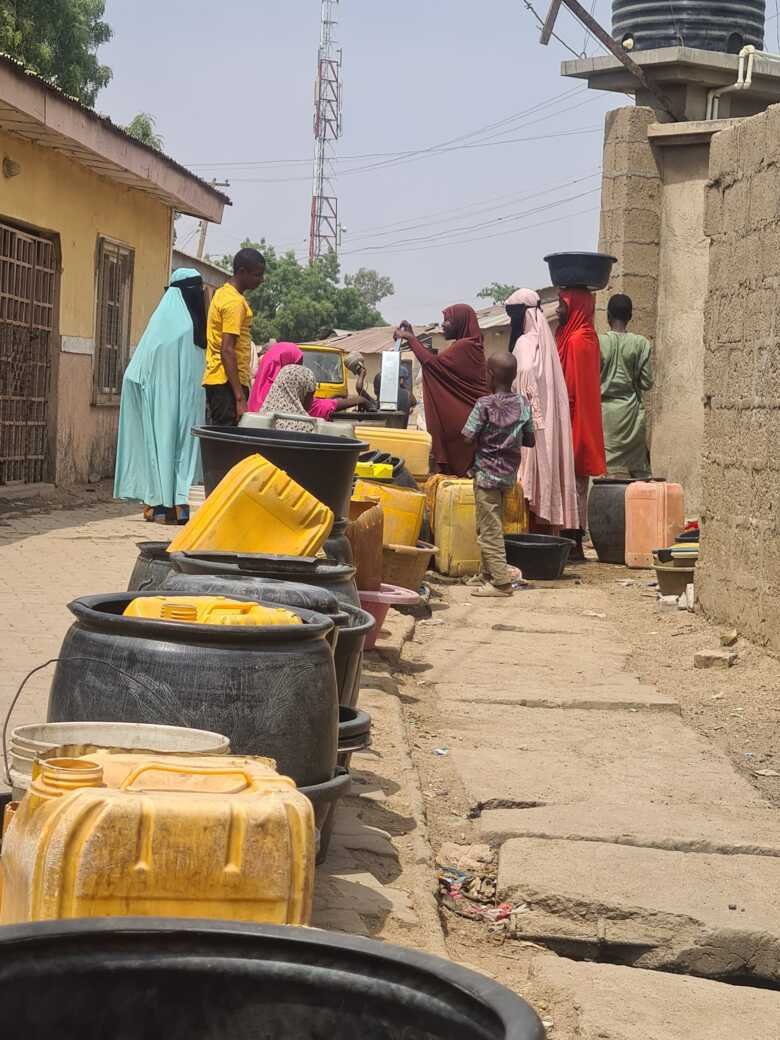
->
395, 305, 488, 476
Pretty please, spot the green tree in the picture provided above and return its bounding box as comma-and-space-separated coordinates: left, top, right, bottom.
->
477, 282, 518, 305
344, 267, 395, 309
217, 241, 390, 344
125, 112, 163, 150
0, 0, 112, 106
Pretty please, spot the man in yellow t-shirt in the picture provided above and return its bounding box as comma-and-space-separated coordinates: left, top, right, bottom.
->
203, 247, 266, 425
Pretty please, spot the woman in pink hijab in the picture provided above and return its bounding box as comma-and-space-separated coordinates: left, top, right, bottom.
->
505, 289, 579, 532
248, 341, 366, 419
248, 343, 302, 412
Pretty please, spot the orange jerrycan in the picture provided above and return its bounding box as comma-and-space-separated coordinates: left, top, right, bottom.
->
168, 454, 333, 557
625, 480, 685, 568
0, 754, 315, 926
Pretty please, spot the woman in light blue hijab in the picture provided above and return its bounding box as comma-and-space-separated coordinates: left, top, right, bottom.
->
114, 268, 206, 524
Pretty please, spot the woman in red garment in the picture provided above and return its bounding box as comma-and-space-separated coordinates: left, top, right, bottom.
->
555, 288, 606, 558
395, 305, 488, 476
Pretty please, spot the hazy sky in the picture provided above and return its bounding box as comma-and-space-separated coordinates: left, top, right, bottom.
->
100, 0, 620, 324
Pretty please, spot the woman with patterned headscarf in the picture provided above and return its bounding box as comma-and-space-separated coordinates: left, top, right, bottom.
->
258, 365, 318, 432
395, 304, 488, 476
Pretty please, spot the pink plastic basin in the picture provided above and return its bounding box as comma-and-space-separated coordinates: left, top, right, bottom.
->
359, 583, 419, 650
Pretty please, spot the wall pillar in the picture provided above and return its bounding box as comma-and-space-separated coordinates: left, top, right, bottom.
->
597, 106, 662, 345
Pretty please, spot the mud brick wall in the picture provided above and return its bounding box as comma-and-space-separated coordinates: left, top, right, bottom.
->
699, 105, 780, 647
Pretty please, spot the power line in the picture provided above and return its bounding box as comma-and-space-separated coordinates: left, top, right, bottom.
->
336, 204, 601, 258
274, 169, 602, 253
338, 187, 601, 254
184, 85, 587, 171
520, 0, 585, 58
345, 171, 602, 243
582, 0, 599, 56
228, 127, 602, 185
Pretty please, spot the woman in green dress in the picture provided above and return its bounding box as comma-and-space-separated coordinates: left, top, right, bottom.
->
599, 294, 654, 478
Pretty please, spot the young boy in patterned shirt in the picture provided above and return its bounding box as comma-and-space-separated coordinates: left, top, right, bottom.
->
462, 353, 535, 598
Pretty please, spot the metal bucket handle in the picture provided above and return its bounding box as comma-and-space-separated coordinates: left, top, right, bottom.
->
1, 658, 181, 786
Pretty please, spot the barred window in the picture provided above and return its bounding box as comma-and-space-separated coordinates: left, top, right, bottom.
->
94, 238, 133, 404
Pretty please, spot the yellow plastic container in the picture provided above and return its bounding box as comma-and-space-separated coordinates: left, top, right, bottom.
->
353, 479, 425, 547
124, 596, 301, 627
502, 483, 530, 536
432, 479, 529, 577
354, 427, 432, 481
168, 454, 333, 557
354, 461, 394, 481
1, 754, 315, 926
433, 478, 481, 578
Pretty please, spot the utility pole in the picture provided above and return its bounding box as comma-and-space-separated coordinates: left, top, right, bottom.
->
309, 0, 343, 264
539, 0, 686, 121
195, 179, 230, 259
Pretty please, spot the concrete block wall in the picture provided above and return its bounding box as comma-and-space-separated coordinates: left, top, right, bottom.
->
597, 107, 662, 343
698, 105, 780, 648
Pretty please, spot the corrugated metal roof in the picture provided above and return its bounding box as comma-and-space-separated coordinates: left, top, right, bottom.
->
0, 52, 230, 219
312, 324, 436, 355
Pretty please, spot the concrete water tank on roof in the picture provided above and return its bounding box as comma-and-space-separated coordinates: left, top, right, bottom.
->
612, 0, 766, 54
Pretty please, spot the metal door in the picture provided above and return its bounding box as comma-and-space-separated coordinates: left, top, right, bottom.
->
0, 223, 57, 484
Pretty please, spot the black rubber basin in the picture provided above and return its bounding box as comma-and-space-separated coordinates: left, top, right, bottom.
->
174, 551, 361, 610
0, 919, 545, 1039
162, 561, 374, 709
47, 592, 338, 788
301, 766, 351, 864
128, 541, 174, 592
544, 251, 617, 290
588, 477, 637, 565
338, 706, 372, 771
193, 424, 368, 517
505, 534, 575, 580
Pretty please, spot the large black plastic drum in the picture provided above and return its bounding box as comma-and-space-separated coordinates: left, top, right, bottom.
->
0, 919, 546, 1040
47, 592, 338, 787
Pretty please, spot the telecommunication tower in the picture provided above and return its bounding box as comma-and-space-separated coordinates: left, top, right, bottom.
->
308, 0, 343, 264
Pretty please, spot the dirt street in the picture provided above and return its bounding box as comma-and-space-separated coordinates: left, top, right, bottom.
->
396, 561, 780, 1037
1, 495, 779, 1036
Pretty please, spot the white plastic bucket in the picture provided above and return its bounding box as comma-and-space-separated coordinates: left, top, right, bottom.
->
8, 721, 230, 799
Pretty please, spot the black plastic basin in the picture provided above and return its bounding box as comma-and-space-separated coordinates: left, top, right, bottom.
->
544, 251, 617, 290
505, 534, 575, 580
0, 919, 545, 1039
338, 705, 372, 770
193, 425, 368, 517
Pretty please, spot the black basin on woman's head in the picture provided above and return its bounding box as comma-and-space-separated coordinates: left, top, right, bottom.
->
544, 252, 617, 291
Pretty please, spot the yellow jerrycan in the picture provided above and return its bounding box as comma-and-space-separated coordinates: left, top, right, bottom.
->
0, 754, 315, 926
431, 478, 528, 577
353, 479, 425, 547
168, 454, 333, 557
353, 427, 432, 482
123, 595, 302, 627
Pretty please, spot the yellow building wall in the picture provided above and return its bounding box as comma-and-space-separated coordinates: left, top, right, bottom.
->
0, 127, 172, 485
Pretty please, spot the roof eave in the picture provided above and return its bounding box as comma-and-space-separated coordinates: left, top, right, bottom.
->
0, 57, 229, 221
